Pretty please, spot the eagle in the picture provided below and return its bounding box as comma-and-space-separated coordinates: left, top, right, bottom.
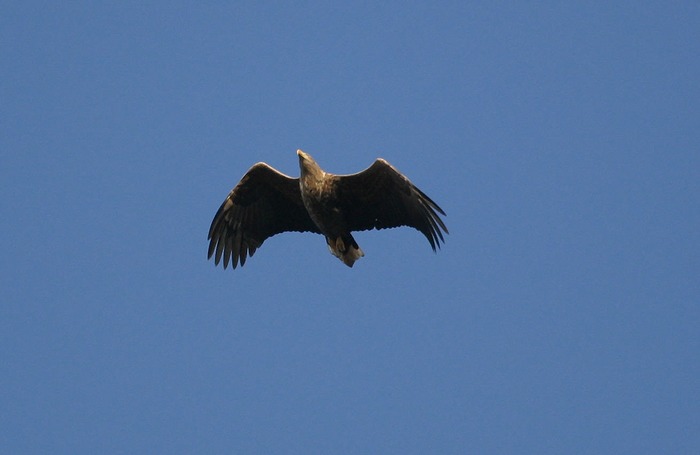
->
207, 150, 448, 268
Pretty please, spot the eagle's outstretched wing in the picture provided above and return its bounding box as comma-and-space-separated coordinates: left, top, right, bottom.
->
207, 163, 320, 269
334, 159, 448, 250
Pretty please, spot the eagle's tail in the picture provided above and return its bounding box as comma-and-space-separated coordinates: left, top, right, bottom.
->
327, 234, 364, 268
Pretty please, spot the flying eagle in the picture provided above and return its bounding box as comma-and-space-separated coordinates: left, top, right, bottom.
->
207, 150, 448, 268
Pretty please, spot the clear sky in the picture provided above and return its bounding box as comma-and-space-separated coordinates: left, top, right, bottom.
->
2, 1, 699, 454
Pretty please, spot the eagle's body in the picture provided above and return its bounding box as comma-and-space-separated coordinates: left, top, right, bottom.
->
297, 153, 365, 266
208, 150, 447, 268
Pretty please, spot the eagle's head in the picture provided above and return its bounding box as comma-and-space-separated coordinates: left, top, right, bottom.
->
297, 149, 324, 181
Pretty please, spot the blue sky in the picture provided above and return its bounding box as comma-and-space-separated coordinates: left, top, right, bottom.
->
2, 1, 699, 453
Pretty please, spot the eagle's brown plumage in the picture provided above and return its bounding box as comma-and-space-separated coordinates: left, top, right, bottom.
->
208, 150, 448, 268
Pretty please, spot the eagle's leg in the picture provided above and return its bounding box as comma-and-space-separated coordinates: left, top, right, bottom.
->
326, 234, 364, 268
